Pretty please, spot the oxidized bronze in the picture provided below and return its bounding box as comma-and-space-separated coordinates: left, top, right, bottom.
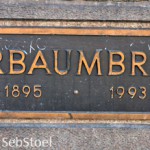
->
0, 28, 149, 119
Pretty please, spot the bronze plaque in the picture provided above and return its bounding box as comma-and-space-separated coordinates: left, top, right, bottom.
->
0, 28, 149, 119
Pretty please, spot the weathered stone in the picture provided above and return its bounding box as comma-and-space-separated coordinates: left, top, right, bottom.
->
0, 1, 149, 21
0, 123, 150, 150
0, 1, 149, 149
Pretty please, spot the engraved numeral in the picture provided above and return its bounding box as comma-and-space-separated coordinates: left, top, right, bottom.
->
128, 87, 137, 99
34, 85, 42, 98
139, 86, 146, 100
5, 85, 9, 97
22, 85, 31, 97
12, 85, 20, 97
110, 86, 147, 100
5, 85, 42, 98
110, 86, 114, 99
117, 86, 125, 98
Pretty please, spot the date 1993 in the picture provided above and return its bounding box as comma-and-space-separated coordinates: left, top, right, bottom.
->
110, 86, 146, 100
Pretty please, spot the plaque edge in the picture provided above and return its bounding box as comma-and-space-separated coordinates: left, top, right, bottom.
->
0, 27, 149, 120
0, 27, 149, 36
0, 111, 149, 120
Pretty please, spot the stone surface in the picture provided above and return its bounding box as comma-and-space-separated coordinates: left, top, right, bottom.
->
0, 1, 149, 149
0, 20, 150, 28
0, 0, 149, 21
0, 122, 150, 149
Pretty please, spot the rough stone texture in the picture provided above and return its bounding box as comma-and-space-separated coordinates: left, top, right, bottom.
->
0, 20, 150, 28
0, 0, 149, 21
0, 123, 150, 150
0, 1, 149, 149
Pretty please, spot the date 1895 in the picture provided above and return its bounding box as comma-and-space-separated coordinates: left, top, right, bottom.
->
4, 85, 42, 98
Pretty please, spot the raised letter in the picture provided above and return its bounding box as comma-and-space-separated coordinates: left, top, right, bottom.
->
28, 51, 51, 74
131, 51, 148, 76
109, 51, 125, 75
9, 50, 25, 74
0, 52, 4, 74
77, 49, 102, 75
53, 50, 71, 75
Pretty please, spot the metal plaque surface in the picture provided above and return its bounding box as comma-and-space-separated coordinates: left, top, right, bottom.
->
0, 28, 149, 119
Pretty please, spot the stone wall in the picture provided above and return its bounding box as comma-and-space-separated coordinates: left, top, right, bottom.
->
0, 1, 150, 149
